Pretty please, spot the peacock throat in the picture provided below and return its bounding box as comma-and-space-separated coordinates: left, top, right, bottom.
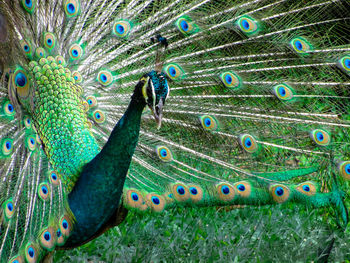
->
65, 75, 149, 247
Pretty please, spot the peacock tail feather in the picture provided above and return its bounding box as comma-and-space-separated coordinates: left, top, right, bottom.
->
0, 0, 350, 261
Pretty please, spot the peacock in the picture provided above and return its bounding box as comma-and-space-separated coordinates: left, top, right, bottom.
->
0, 0, 350, 262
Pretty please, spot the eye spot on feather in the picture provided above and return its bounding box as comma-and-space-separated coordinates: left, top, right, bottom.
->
176, 17, 196, 34
9, 255, 24, 263
338, 55, 350, 73
217, 183, 235, 201
21, 0, 35, 13
188, 185, 203, 202
38, 183, 50, 201
146, 193, 166, 212
49, 171, 60, 185
72, 71, 82, 83
24, 117, 32, 129
290, 37, 312, 54
4, 101, 16, 117
310, 129, 330, 146
163, 63, 185, 80
273, 84, 293, 101
220, 71, 241, 88
97, 70, 113, 86
13, 68, 30, 98
86, 96, 97, 107
3, 199, 15, 220
126, 189, 145, 209
113, 20, 132, 38
92, 110, 106, 124
239, 134, 258, 153
156, 146, 173, 162
296, 182, 316, 196
270, 184, 290, 203
199, 115, 218, 131
190, 187, 197, 195
69, 44, 83, 60
35, 47, 46, 59
2, 138, 14, 156
237, 16, 259, 35
25, 243, 38, 263
55, 56, 65, 66
234, 181, 251, 198
172, 183, 190, 201
60, 215, 72, 237
339, 161, 350, 180
56, 228, 65, 245
26, 135, 36, 151
44, 32, 56, 50
40, 227, 56, 250
64, 0, 80, 17
20, 40, 32, 58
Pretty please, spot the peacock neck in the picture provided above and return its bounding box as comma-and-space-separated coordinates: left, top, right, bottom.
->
64, 86, 146, 247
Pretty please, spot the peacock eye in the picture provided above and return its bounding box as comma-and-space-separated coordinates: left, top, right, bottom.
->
35, 47, 46, 59
38, 183, 50, 201
4, 101, 16, 117
171, 183, 190, 201
86, 96, 97, 107
237, 16, 259, 35
113, 20, 132, 38
273, 84, 293, 101
55, 55, 66, 66
296, 182, 316, 196
310, 129, 330, 146
64, 0, 80, 17
199, 115, 218, 131
40, 227, 56, 250
156, 146, 173, 162
97, 70, 113, 86
2, 139, 14, 156
339, 161, 350, 180
270, 184, 290, 203
69, 44, 83, 60
72, 71, 83, 83
92, 110, 106, 124
176, 185, 186, 195
234, 181, 252, 198
44, 32, 56, 50
339, 55, 350, 73
4, 199, 15, 219
217, 183, 235, 201
26, 136, 36, 151
151, 196, 160, 205
20, 40, 32, 58
239, 134, 258, 153
189, 187, 198, 195
163, 63, 185, 80
131, 192, 139, 201
175, 16, 197, 34
290, 37, 312, 54
220, 71, 241, 88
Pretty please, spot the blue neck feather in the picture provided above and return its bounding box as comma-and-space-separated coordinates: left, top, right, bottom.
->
65, 85, 146, 247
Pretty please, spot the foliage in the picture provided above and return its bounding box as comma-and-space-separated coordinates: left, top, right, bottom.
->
55, 205, 350, 262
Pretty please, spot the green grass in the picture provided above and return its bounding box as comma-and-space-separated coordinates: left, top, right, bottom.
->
54, 205, 350, 262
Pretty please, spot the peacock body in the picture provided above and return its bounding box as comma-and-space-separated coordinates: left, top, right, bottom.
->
0, 0, 350, 262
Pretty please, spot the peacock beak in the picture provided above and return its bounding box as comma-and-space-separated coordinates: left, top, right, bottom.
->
151, 98, 163, 129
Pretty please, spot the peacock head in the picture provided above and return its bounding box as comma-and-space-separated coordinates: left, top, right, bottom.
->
142, 70, 169, 128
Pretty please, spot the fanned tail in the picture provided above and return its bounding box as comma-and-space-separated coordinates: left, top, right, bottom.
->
0, 0, 350, 261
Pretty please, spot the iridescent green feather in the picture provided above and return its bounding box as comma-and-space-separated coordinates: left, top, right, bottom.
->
0, 0, 350, 262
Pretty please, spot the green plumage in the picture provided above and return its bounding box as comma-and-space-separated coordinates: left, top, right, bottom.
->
0, 0, 349, 262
